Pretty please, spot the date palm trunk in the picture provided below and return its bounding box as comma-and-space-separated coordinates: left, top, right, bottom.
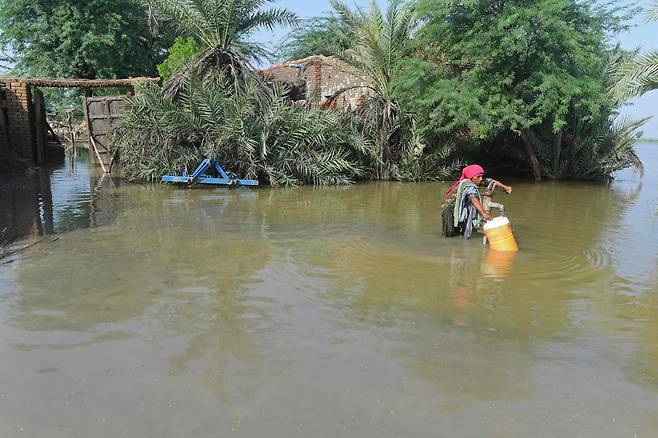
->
379, 114, 390, 180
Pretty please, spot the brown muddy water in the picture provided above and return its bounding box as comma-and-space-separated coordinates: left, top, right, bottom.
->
1, 144, 657, 437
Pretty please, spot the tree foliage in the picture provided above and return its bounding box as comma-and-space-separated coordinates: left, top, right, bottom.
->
149, 0, 298, 98
0, 0, 169, 79
395, 0, 640, 181
0, 0, 175, 116
157, 36, 201, 82
117, 1, 458, 186
277, 15, 355, 61
328, 0, 458, 181
2, 0, 644, 184
116, 76, 376, 186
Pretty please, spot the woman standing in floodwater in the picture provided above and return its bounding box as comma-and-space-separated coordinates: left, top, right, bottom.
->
442, 164, 512, 239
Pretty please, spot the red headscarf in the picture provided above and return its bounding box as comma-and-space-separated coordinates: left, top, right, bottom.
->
445, 164, 485, 197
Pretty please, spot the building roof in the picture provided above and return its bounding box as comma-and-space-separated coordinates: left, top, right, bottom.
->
261, 55, 351, 73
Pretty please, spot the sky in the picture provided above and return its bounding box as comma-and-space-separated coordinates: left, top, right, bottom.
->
255, 0, 658, 138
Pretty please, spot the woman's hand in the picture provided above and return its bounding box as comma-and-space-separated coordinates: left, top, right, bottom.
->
492, 180, 512, 194
482, 211, 491, 221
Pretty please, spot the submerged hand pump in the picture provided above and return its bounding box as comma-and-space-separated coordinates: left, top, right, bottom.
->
161, 159, 258, 187
481, 181, 519, 252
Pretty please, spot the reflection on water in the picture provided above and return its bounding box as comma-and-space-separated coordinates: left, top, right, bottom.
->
0, 144, 657, 437
0, 149, 122, 244
481, 249, 517, 279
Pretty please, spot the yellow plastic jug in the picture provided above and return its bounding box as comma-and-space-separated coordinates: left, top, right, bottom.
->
483, 216, 519, 252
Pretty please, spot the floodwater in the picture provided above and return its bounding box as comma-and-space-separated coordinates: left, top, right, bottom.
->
1, 144, 657, 437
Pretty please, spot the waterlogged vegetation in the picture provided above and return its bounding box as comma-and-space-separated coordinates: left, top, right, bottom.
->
1, 1, 658, 436
116, 0, 648, 184
116, 77, 374, 185
287, 0, 651, 182
394, 0, 644, 181
0, 0, 650, 183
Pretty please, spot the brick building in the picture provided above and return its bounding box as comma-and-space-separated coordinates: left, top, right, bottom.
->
261, 55, 370, 108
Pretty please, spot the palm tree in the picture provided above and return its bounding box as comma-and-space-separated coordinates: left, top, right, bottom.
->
150, 0, 298, 97
328, 0, 418, 180
608, 2, 658, 103
115, 76, 370, 185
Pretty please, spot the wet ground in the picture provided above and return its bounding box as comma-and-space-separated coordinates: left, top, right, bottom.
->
1, 144, 657, 437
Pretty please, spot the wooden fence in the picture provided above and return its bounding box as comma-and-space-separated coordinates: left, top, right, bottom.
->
83, 95, 125, 172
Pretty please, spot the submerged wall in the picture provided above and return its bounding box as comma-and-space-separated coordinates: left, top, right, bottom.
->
0, 84, 14, 173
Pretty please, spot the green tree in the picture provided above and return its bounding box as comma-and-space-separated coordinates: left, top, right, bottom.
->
609, 1, 658, 103
157, 36, 201, 81
0, 0, 168, 79
277, 15, 355, 61
398, 0, 636, 181
329, 0, 425, 180
150, 0, 298, 97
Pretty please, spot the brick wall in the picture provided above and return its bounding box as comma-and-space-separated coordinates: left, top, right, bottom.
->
0, 78, 33, 163
260, 55, 370, 108
262, 64, 301, 83
261, 57, 321, 103
0, 85, 9, 168
318, 61, 369, 108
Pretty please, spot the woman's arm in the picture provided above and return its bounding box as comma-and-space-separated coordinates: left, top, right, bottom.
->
489, 179, 512, 194
470, 197, 491, 221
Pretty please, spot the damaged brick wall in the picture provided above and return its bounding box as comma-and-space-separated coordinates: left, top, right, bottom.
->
317, 61, 369, 107
260, 55, 369, 108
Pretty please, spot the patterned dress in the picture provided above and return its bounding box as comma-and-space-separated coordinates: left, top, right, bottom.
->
442, 178, 491, 239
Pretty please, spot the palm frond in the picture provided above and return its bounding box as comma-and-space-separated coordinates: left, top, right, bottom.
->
609, 50, 658, 103
599, 116, 647, 176
645, 1, 658, 22
152, 0, 210, 45
329, 0, 419, 180
330, 0, 364, 32
117, 74, 371, 186
239, 9, 299, 33
153, 0, 296, 95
